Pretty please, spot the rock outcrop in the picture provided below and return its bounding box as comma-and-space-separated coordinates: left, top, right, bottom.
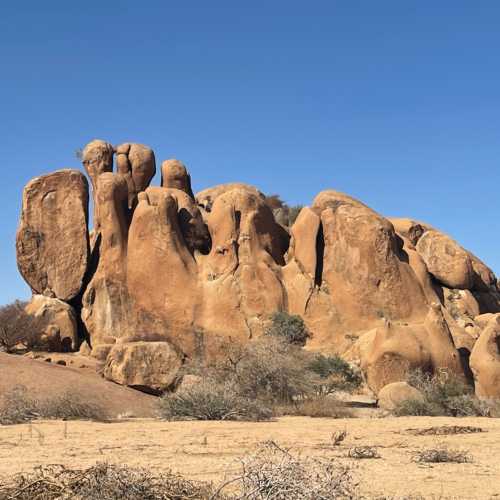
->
15, 139, 500, 396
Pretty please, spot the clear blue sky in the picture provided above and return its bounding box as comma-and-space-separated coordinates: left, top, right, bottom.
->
1, 1, 499, 305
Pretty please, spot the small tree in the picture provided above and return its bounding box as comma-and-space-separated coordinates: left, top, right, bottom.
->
0, 301, 47, 353
265, 312, 310, 346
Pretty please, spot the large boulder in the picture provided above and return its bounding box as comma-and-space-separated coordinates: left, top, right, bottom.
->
115, 143, 156, 208
81, 139, 114, 230
360, 305, 462, 393
103, 342, 183, 394
470, 316, 500, 399
416, 230, 474, 290
161, 159, 194, 198
16, 169, 89, 301
285, 190, 428, 352
377, 381, 425, 410
25, 295, 78, 351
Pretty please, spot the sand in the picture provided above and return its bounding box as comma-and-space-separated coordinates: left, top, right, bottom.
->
0, 416, 499, 498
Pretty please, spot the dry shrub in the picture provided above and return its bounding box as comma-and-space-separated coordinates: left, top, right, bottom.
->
407, 425, 484, 436
414, 445, 471, 464
0, 301, 48, 353
331, 430, 348, 446
215, 337, 316, 404
348, 446, 380, 459
394, 369, 497, 417
177, 336, 358, 420
283, 396, 352, 419
234, 441, 355, 499
0, 462, 220, 500
0, 385, 108, 425
157, 381, 272, 422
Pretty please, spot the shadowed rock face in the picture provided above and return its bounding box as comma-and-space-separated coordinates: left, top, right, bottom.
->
15, 139, 500, 395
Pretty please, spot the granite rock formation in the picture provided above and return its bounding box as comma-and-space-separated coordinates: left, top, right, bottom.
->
16, 139, 500, 396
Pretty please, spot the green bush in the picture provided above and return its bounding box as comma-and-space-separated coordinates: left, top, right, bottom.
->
307, 354, 362, 392
265, 312, 310, 346
158, 381, 272, 421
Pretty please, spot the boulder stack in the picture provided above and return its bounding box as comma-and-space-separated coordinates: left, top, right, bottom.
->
16, 140, 500, 395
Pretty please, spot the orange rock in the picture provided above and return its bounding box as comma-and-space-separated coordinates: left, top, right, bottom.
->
470, 316, 500, 399
16, 169, 89, 301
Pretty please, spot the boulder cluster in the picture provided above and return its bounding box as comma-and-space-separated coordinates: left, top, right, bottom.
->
16, 140, 500, 397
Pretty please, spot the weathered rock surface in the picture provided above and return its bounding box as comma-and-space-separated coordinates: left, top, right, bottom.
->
416, 230, 474, 290
360, 305, 462, 393
16, 169, 89, 301
161, 159, 194, 198
25, 295, 78, 351
115, 143, 156, 208
377, 381, 425, 410
103, 342, 183, 394
470, 316, 500, 399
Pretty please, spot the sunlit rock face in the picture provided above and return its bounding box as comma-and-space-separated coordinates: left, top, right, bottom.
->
16, 139, 500, 394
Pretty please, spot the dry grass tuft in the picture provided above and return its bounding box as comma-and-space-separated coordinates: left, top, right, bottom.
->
157, 381, 272, 422
414, 445, 471, 464
282, 396, 353, 419
348, 446, 381, 459
0, 385, 108, 425
407, 425, 484, 436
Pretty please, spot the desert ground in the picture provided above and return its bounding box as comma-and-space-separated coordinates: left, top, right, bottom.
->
1, 416, 499, 499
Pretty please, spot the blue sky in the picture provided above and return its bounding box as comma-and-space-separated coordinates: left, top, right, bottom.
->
1, 1, 499, 305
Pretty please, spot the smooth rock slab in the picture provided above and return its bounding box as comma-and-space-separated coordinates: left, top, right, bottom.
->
103, 342, 183, 394
16, 169, 89, 301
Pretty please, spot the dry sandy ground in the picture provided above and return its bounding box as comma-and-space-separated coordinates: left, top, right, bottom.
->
0, 416, 499, 499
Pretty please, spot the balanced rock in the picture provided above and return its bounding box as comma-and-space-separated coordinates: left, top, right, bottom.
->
115, 143, 156, 208
416, 230, 474, 289
161, 159, 194, 198
16, 169, 89, 301
103, 341, 183, 394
